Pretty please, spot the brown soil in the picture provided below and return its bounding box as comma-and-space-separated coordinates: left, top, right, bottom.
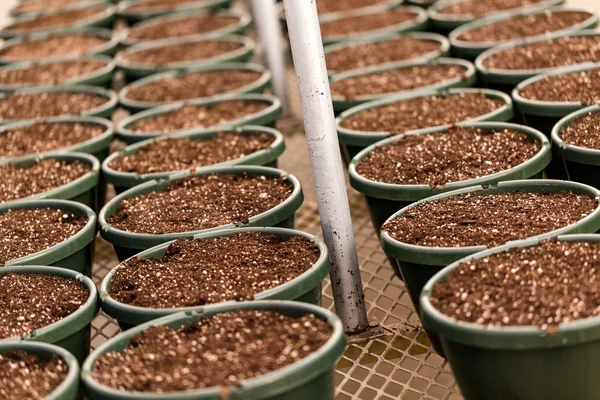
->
0, 272, 88, 338
340, 92, 505, 133
110, 233, 320, 308
437, 0, 545, 16
519, 68, 600, 104
0, 92, 108, 121
121, 40, 243, 65
382, 191, 597, 247
0, 159, 91, 203
326, 37, 442, 72
0, 351, 68, 400
128, 0, 204, 11
0, 34, 109, 61
317, 0, 388, 14
107, 173, 293, 234
320, 9, 418, 37
128, 100, 270, 134
0, 208, 88, 263
431, 239, 600, 329
5, 7, 102, 32
356, 126, 540, 187
92, 310, 332, 392
12, 0, 83, 14
560, 111, 600, 149
127, 15, 240, 42
0, 60, 105, 86
125, 70, 262, 103
482, 35, 600, 70
108, 132, 274, 174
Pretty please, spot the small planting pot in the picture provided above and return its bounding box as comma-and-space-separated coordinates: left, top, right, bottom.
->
330, 57, 476, 113
99, 165, 304, 261
336, 87, 514, 163
0, 341, 80, 400
103, 125, 285, 193
0, 200, 97, 277
406, 0, 437, 7
119, 62, 271, 112
100, 227, 330, 329
10, 0, 109, 17
449, 6, 599, 59
0, 265, 99, 364
420, 233, 600, 400
116, 93, 282, 145
82, 300, 346, 400
117, 0, 234, 23
120, 9, 251, 47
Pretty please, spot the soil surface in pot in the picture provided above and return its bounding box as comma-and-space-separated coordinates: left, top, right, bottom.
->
482, 35, 600, 70
108, 132, 274, 174
107, 173, 293, 234
320, 9, 419, 38
0, 60, 106, 86
125, 70, 263, 103
0, 208, 88, 263
109, 232, 320, 308
92, 310, 332, 391
128, 0, 205, 11
0, 350, 68, 400
341, 92, 504, 134
317, 0, 388, 14
437, 0, 545, 16
456, 10, 592, 43
127, 14, 240, 42
3, 7, 104, 33
0, 272, 88, 338
0, 34, 110, 61
0, 159, 91, 203
121, 39, 243, 65
356, 126, 540, 187
382, 191, 597, 247
12, 0, 84, 14
128, 100, 270, 134
559, 111, 600, 149
431, 239, 600, 329
519, 68, 600, 104
0, 92, 108, 122
331, 64, 468, 99
326, 37, 442, 73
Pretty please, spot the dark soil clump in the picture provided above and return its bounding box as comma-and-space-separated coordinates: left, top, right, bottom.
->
0, 60, 105, 86
0, 34, 109, 61
437, 0, 545, 16
127, 15, 240, 42
559, 111, 600, 149
0, 92, 108, 121
518, 68, 600, 104
122, 40, 243, 65
320, 9, 419, 37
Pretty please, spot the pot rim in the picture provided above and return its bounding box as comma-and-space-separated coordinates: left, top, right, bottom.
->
117, 0, 232, 21
429, 0, 564, 24
551, 104, 600, 165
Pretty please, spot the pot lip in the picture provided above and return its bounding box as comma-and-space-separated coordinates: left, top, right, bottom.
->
81, 300, 346, 399
279, 0, 406, 22
449, 6, 599, 51
420, 233, 600, 350
98, 165, 303, 247
551, 104, 600, 165
99, 227, 330, 323
0, 341, 80, 400
0, 265, 98, 344
117, 0, 231, 20
10, 0, 108, 17
429, 0, 564, 24
116, 93, 282, 140
121, 9, 252, 47
380, 179, 600, 265
348, 121, 551, 200
102, 125, 285, 187
118, 62, 272, 110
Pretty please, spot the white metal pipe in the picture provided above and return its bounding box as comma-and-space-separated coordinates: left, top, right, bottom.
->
283, 0, 369, 333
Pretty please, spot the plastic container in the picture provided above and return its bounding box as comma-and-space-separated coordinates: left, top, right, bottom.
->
82, 300, 346, 400
329, 57, 476, 113
100, 227, 330, 329
0, 341, 79, 400
103, 125, 285, 193
117, 0, 234, 23
119, 62, 271, 112
449, 6, 599, 59
99, 165, 304, 261
116, 93, 282, 145
10, 0, 109, 17
420, 233, 600, 400
336, 87, 513, 163
0, 265, 98, 364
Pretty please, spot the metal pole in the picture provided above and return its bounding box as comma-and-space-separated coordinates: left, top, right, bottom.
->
283, 0, 369, 333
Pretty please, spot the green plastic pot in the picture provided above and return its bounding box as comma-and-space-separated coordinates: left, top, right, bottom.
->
103, 125, 285, 193
82, 300, 345, 400
99, 165, 304, 261
449, 6, 599, 60
10, 0, 109, 17
116, 34, 255, 80
0, 4, 116, 39
0, 28, 120, 65
0, 341, 79, 400
320, 5, 429, 46
119, 62, 271, 112
336, 87, 513, 162
100, 227, 330, 329
0, 265, 98, 364
117, 0, 234, 23
420, 233, 600, 400
116, 93, 282, 145
330, 57, 476, 113
121, 9, 251, 47
428, 0, 564, 33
